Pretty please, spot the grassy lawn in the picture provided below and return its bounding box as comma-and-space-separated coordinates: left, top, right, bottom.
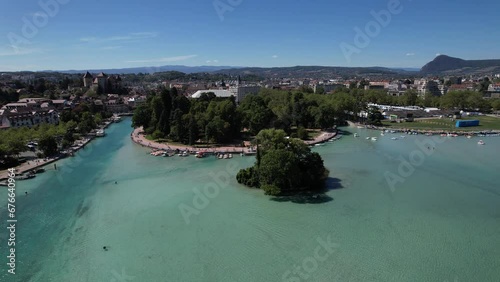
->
381, 116, 500, 131
307, 130, 322, 139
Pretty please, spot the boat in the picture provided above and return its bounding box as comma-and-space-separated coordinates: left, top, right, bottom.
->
14, 172, 36, 180
478, 140, 485, 145
112, 115, 122, 123
178, 151, 189, 157
228, 154, 233, 159
354, 133, 359, 138
357, 126, 364, 129
33, 168, 45, 174
218, 154, 224, 159
371, 137, 378, 141
391, 137, 398, 140
196, 152, 205, 158
96, 129, 105, 137
150, 150, 165, 156
162, 151, 175, 157
467, 136, 472, 139
366, 137, 370, 140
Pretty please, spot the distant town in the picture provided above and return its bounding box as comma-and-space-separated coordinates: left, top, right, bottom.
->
1, 65, 500, 130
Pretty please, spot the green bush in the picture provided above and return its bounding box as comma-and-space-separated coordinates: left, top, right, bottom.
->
152, 130, 164, 140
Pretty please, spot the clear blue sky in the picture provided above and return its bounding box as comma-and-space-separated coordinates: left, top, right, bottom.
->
1, 0, 499, 71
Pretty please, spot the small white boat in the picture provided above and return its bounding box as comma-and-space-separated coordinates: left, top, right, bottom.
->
178, 151, 189, 157
478, 140, 485, 145
357, 126, 364, 129
354, 133, 359, 138
96, 129, 105, 137
467, 136, 472, 139
400, 136, 406, 139
371, 137, 378, 141
366, 137, 370, 140
228, 154, 233, 159
391, 137, 398, 140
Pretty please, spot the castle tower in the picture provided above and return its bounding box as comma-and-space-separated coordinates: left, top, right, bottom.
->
96, 72, 108, 93
83, 71, 93, 88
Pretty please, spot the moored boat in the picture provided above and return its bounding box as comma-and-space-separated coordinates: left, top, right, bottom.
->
96, 129, 105, 137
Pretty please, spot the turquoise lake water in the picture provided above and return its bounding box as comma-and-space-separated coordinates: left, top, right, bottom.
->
1, 118, 499, 282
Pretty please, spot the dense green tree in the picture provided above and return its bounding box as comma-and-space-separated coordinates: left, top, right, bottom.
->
367, 106, 384, 126
492, 99, 500, 111
400, 89, 419, 106
38, 135, 58, 157
296, 126, 308, 140
132, 104, 152, 129
237, 129, 329, 196
238, 95, 274, 135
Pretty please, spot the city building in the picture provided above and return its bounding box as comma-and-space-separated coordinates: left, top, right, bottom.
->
191, 90, 234, 99
313, 83, 343, 93
229, 85, 261, 102
0, 108, 59, 129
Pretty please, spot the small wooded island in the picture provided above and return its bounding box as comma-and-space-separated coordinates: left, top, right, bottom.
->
237, 129, 329, 196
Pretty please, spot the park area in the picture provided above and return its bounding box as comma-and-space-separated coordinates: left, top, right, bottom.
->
382, 115, 500, 131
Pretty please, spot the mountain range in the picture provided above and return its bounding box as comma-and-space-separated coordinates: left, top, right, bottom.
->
5, 55, 500, 77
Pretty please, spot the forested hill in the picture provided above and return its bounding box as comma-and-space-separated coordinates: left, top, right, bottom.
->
214, 66, 414, 79
421, 55, 500, 75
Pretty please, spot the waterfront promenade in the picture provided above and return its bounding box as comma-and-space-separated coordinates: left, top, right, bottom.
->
0, 121, 113, 181
131, 127, 337, 153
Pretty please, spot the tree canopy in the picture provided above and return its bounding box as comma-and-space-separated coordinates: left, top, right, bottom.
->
237, 129, 329, 196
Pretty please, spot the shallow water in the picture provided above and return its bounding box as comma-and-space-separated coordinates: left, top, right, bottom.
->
1, 119, 499, 282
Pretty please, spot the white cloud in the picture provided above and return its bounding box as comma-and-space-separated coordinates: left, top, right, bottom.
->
406, 53, 415, 56
0, 46, 40, 56
80, 37, 97, 42
126, 54, 198, 64
80, 32, 157, 43
272, 55, 278, 59
206, 59, 219, 64
101, 46, 122, 50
